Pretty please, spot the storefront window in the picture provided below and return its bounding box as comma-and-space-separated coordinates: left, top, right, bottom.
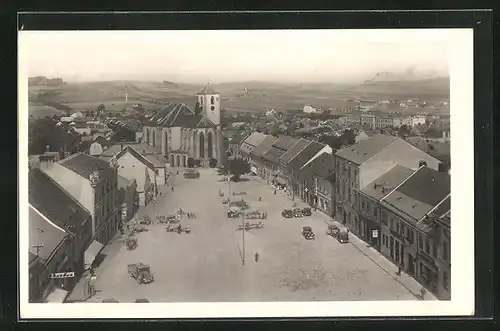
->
443, 241, 449, 260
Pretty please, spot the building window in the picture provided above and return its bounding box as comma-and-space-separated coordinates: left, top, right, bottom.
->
211, 96, 215, 105
432, 243, 438, 258
425, 238, 430, 254
419, 234, 423, 250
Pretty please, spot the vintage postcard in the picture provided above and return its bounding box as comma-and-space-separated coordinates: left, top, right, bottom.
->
18, 28, 474, 318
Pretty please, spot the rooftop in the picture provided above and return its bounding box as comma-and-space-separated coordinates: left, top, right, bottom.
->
335, 134, 399, 165
308, 152, 335, 179
29, 169, 91, 234
29, 206, 67, 263
60, 153, 112, 180
382, 166, 450, 222
118, 175, 134, 189
289, 141, 325, 170
279, 139, 311, 165
250, 135, 278, 158
361, 165, 414, 201
146, 103, 194, 127
197, 84, 219, 95
272, 135, 298, 151
170, 114, 215, 129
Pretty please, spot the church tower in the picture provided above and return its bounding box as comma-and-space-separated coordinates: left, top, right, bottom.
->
197, 84, 220, 126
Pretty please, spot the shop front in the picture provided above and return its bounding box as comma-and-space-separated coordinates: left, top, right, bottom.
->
417, 250, 439, 293
360, 215, 381, 248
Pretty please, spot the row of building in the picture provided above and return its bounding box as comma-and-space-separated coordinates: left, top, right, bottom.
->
28, 153, 131, 302
343, 111, 428, 130
237, 131, 451, 300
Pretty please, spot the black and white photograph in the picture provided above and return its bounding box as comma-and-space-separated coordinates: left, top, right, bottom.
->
18, 28, 474, 318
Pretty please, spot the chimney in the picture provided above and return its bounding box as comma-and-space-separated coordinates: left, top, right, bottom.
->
438, 162, 449, 173
45, 145, 50, 153
419, 160, 427, 168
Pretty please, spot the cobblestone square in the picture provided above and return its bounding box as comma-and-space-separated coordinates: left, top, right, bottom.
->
77, 168, 418, 302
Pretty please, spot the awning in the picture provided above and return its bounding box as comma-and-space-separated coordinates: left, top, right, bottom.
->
46, 287, 69, 303
84, 240, 104, 269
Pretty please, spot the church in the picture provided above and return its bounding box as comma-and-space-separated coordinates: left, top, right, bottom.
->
142, 85, 224, 168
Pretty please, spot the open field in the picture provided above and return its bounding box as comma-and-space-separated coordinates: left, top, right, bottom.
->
28, 78, 450, 117
69, 169, 418, 303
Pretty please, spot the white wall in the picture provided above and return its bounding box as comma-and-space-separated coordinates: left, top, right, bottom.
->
117, 152, 157, 197
170, 127, 181, 151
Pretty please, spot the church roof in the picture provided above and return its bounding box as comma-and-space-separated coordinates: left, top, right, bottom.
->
146, 103, 194, 127
197, 85, 219, 95
170, 114, 216, 129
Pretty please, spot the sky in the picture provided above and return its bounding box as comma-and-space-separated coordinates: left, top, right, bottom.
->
20, 29, 452, 84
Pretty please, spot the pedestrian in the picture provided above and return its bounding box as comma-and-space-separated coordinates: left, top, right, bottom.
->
396, 266, 402, 276
274, 189, 277, 195
172, 186, 174, 192
187, 213, 191, 219
177, 170, 179, 175
420, 286, 426, 299
254, 252, 259, 262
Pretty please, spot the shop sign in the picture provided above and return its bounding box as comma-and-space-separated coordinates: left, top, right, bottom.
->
50, 272, 75, 279
372, 229, 378, 238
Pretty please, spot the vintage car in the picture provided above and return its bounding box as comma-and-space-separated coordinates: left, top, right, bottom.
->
184, 169, 200, 179
302, 207, 312, 216
326, 221, 349, 243
281, 209, 293, 218
292, 208, 303, 218
127, 263, 154, 284
125, 237, 138, 251
102, 298, 119, 303
302, 226, 315, 240
135, 298, 150, 303
227, 207, 242, 218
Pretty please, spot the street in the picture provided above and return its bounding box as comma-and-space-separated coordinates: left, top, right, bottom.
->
79, 168, 417, 302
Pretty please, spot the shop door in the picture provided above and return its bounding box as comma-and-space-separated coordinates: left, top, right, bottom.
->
390, 237, 394, 260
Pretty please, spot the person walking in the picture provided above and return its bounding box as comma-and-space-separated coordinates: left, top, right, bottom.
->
420, 286, 427, 300
254, 252, 259, 263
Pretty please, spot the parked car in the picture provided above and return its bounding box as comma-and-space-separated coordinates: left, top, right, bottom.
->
281, 209, 293, 218
326, 221, 349, 243
302, 207, 312, 216
102, 298, 119, 303
184, 169, 200, 179
302, 226, 315, 240
292, 208, 303, 218
135, 298, 150, 303
127, 263, 154, 284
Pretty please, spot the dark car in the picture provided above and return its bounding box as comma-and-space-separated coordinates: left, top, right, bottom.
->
302, 226, 315, 240
135, 298, 150, 303
302, 207, 312, 216
281, 209, 293, 218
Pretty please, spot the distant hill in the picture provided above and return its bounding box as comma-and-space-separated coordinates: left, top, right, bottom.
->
27, 78, 450, 118
29, 76, 65, 87
162, 80, 179, 88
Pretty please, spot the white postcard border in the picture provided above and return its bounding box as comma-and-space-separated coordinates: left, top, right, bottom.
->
18, 28, 475, 319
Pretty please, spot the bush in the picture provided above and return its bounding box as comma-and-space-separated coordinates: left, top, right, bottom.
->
187, 158, 194, 168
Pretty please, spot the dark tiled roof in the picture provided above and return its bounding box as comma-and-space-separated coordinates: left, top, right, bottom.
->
361, 165, 414, 201
280, 139, 311, 165
60, 153, 111, 179
170, 114, 204, 128
197, 84, 219, 95
250, 135, 278, 158
308, 152, 335, 179
432, 195, 450, 218
262, 146, 287, 163
29, 206, 67, 262
335, 134, 398, 165
382, 166, 450, 221
146, 103, 194, 127
118, 175, 134, 189
272, 136, 298, 150
228, 132, 250, 145
289, 141, 325, 170
29, 169, 91, 233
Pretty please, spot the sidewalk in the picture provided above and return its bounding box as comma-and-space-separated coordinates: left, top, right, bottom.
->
323, 219, 437, 301
251, 175, 437, 301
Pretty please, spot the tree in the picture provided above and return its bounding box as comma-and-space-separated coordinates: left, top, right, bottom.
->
398, 124, 410, 137
340, 129, 355, 145
28, 117, 82, 155
209, 158, 218, 168
187, 157, 194, 168
96, 104, 105, 115
228, 158, 250, 181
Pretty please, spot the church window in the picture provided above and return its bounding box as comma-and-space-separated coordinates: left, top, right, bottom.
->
211, 106, 215, 111
211, 96, 215, 105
